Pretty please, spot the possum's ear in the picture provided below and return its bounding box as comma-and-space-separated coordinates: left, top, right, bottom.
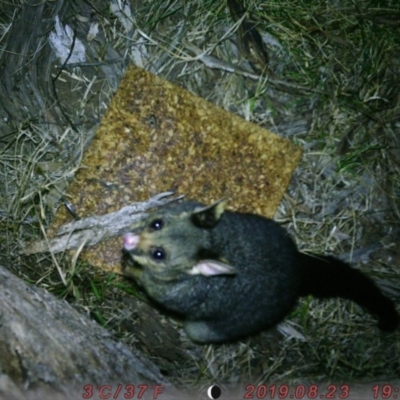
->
191, 198, 227, 228
187, 260, 236, 276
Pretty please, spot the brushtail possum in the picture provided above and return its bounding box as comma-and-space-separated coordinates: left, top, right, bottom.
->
122, 199, 399, 343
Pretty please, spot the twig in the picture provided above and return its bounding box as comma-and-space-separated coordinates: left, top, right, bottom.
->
182, 41, 320, 95
22, 192, 183, 255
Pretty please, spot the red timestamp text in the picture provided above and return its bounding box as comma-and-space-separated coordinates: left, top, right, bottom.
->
372, 384, 400, 399
244, 383, 351, 399
82, 384, 165, 399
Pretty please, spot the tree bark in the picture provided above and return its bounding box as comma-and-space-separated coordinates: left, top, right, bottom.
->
0, 265, 183, 400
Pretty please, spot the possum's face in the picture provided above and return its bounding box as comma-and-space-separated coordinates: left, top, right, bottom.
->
122, 199, 236, 283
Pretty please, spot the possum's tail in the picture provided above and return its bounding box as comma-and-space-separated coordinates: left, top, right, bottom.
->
298, 253, 399, 332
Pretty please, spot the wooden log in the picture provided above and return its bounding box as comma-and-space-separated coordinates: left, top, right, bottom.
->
0, 265, 183, 400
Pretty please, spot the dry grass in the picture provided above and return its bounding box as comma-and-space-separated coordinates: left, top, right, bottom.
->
0, 0, 399, 392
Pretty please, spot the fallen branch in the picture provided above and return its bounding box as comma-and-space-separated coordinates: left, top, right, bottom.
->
22, 192, 183, 255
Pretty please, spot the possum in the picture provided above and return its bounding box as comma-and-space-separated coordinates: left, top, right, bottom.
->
122, 199, 399, 343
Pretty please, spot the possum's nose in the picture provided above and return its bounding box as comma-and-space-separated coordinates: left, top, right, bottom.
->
123, 233, 140, 250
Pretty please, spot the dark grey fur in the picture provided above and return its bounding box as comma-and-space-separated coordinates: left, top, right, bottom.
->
122, 200, 399, 343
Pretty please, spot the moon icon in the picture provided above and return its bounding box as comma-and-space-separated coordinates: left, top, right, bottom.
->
207, 385, 221, 399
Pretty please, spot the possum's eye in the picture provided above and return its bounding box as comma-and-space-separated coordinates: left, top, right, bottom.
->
150, 247, 165, 261
149, 219, 163, 230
